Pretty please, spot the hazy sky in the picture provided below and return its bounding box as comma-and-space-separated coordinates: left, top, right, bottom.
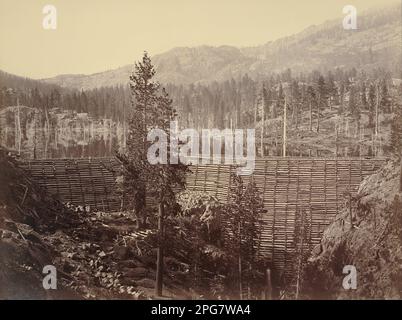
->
0, 0, 399, 79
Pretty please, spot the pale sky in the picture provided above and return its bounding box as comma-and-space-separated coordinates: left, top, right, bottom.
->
0, 0, 399, 79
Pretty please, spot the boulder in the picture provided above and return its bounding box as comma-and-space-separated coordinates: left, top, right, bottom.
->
122, 266, 148, 279
136, 278, 155, 289
113, 245, 131, 260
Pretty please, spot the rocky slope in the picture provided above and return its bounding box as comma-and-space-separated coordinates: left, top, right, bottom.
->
303, 159, 402, 299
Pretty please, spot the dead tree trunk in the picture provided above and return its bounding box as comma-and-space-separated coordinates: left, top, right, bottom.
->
399, 157, 402, 193
283, 98, 287, 157
238, 222, 243, 300
317, 95, 321, 133
375, 83, 380, 156
261, 104, 264, 157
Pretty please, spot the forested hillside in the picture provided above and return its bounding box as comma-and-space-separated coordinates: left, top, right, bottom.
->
0, 70, 130, 120
1, 66, 401, 158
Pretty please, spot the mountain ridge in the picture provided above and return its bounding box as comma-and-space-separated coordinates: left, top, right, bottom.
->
37, 2, 402, 89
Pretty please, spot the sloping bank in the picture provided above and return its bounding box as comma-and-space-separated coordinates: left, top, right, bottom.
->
0, 148, 80, 299
303, 160, 402, 299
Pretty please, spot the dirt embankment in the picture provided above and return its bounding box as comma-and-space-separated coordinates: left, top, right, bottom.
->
0, 148, 80, 299
303, 160, 402, 299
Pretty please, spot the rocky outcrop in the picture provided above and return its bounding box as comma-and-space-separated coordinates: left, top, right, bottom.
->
303, 160, 402, 299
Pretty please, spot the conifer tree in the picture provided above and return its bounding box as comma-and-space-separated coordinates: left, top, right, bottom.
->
389, 95, 402, 191
380, 80, 391, 113
274, 83, 284, 119
118, 52, 189, 296
117, 52, 160, 228
306, 85, 316, 132
349, 85, 361, 135
338, 82, 345, 116
223, 174, 265, 298
390, 103, 402, 157
368, 83, 376, 134
359, 81, 367, 111
315, 75, 327, 133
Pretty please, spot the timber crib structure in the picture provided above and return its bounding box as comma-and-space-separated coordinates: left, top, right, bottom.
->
19, 157, 386, 281
19, 158, 121, 212
186, 158, 385, 281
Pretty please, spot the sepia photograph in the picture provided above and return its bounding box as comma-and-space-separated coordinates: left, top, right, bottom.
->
0, 0, 401, 306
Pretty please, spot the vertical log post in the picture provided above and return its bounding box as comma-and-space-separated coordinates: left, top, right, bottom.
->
155, 201, 164, 297
265, 268, 273, 300
349, 193, 353, 230
375, 83, 380, 156
261, 98, 265, 157
238, 221, 243, 300
283, 97, 287, 157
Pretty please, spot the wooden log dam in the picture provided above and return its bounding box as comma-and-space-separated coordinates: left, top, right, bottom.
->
18, 157, 386, 282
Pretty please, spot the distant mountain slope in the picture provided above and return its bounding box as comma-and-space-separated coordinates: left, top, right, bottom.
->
42, 45, 255, 89
43, 3, 402, 90
0, 70, 64, 93
242, 4, 402, 75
